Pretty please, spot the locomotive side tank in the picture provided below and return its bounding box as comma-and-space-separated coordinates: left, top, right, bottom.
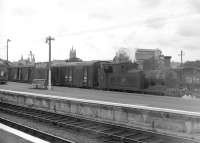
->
99, 62, 145, 91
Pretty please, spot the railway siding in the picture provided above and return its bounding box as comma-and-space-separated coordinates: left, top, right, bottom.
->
0, 89, 199, 141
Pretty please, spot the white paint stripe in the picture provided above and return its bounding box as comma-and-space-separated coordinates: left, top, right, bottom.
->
0, 89, 200, 117
0, 123, 49, 143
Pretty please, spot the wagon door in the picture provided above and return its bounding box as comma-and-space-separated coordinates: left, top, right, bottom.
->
65, 67, 73, 86
73, 66, 83, 87
60, 66, 66, 86
18, 67, 22, 81
28, 67, 33, 82
24, 67, 29, 82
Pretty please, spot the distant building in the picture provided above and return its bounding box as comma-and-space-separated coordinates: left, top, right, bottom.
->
135, 49, 161, 62
66, 46, 82, 62
135, 48, 171, 70
69, 47, 76, 59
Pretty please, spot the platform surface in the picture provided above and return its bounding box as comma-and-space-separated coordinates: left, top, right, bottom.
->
1, 82, 200, 113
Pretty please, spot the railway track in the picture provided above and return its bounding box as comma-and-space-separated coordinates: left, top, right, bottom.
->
0, 102, 197, 143
0, 116, 75, 143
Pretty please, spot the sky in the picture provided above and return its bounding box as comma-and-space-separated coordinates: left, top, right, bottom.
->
1, 0, 200, 62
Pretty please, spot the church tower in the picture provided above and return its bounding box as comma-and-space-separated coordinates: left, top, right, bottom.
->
69, 46, 77, 59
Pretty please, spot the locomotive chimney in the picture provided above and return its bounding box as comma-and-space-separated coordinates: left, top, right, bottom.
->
164, 56, 171, 68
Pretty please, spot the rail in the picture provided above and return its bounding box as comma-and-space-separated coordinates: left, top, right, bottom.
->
0, 116, 75, 143
0, 102, 197, 143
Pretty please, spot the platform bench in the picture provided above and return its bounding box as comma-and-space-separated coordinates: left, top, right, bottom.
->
31, 79, 47, 89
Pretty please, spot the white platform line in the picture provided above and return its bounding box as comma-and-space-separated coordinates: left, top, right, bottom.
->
0, 123, 49, 143
1, 89, 200, 117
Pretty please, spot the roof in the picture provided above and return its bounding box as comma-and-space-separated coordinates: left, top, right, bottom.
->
9, 64, 34, 68
35, 62, 48, 68
52, 60, 102, 67
8, 60, 111, 68
136, 48, 161, 52
103, 62, 137, 65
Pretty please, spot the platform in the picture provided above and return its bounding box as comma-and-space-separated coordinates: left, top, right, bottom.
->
0, 82, 200, 141
1, 82, 200, 112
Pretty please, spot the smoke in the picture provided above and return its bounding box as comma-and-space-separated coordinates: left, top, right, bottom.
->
113, 46, 137, 63
114, 46, 137, 62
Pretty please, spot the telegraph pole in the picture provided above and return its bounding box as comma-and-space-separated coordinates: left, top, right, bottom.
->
178, 50, 184, 67
180, 50, 183, 67
179, 50, 184, 87
46, 36, 55, 90
6, 39, 11, 63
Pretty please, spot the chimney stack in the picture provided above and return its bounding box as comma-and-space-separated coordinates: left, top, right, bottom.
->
164, 56, 171, 68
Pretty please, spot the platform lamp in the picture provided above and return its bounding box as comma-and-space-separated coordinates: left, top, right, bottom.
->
46, 36, 55, 90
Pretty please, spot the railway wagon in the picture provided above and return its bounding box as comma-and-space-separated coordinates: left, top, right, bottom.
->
7, 61, 145, 92
8, 65, 34, 83
21, 65, 34, 83
8, 62, 48, 84
0, 61, 8, 84
8, 66, 19, 81
51, 61, 108, 88
19, 65, 34, 83
99, 63, 145, 91
51, 61, 70, 86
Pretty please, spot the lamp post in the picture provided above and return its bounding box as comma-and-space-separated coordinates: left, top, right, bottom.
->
46, 36, 55, 90
6, 39, 11, 63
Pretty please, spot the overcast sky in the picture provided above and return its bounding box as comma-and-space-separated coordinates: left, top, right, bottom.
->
1, 0, 200, 62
